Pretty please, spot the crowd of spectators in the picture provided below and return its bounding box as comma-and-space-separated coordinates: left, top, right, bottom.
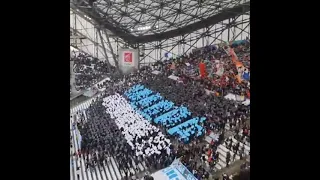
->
138, 72, 250, 178
71, 52, 115, 91
149, 40, 250, 177
153, 40, 250, 98
76, 94, 175, 179
72, 40, 250, 179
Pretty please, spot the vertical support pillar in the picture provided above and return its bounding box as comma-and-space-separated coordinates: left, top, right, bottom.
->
137, 43, 140, 68
102, 29, 120, 72
97, 29, 112, 73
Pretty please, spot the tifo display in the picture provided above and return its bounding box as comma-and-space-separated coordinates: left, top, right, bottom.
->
70, 40, 250, 180
102, 93, 172, 157
124, 84, 206, 143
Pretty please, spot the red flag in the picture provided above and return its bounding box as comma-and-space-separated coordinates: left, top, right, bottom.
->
199, 62, 207, 78
207, 149, 212, 157
207, 149, 213, 162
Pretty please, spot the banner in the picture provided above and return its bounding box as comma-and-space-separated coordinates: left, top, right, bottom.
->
151, 166, 182, 180
118, 48, 139, 74
199, 62, 207, 78
229, 48, 245, 83
171, 159, 197, 180
229, 48, 240, 65
150, 159, 197, 180
235, 95, 245, 101
123, 51, 133, 65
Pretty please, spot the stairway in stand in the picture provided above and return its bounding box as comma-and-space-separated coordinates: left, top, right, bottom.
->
70, 113, 149, 180
70, 99, 94, 115
203, 123, 250, 172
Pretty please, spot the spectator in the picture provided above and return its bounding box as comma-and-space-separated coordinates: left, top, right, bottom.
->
71, 40, 250, 179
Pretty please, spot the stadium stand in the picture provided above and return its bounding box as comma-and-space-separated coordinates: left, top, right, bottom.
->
71, 52, 115, 91
70, 39, 250, 180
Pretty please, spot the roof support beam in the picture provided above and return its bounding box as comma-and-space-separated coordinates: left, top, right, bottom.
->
134, 2, 250, 43
72, 1, 249, 45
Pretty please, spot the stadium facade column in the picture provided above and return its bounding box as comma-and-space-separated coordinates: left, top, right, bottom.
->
102, 28, 121, 73
97, 28, 112, 73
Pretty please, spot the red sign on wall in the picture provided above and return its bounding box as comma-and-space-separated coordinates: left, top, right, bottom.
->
124, 52, 133, 63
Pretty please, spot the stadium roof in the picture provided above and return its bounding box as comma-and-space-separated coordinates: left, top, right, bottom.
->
71, 0, 249, 44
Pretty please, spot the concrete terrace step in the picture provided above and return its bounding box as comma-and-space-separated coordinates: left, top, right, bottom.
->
70, 115, 153, 180
230, 137, 250, 154
70, 99, 94, 114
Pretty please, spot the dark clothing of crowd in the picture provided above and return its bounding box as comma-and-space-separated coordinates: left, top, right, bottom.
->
74, 41, 250, 179
71, 52, 115, 91
78, 94, 175, 177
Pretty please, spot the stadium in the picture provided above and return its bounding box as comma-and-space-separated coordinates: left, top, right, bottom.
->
70, 0, 250, 180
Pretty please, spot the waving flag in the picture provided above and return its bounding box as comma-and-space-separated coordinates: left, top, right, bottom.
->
199, 62, 207, 78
